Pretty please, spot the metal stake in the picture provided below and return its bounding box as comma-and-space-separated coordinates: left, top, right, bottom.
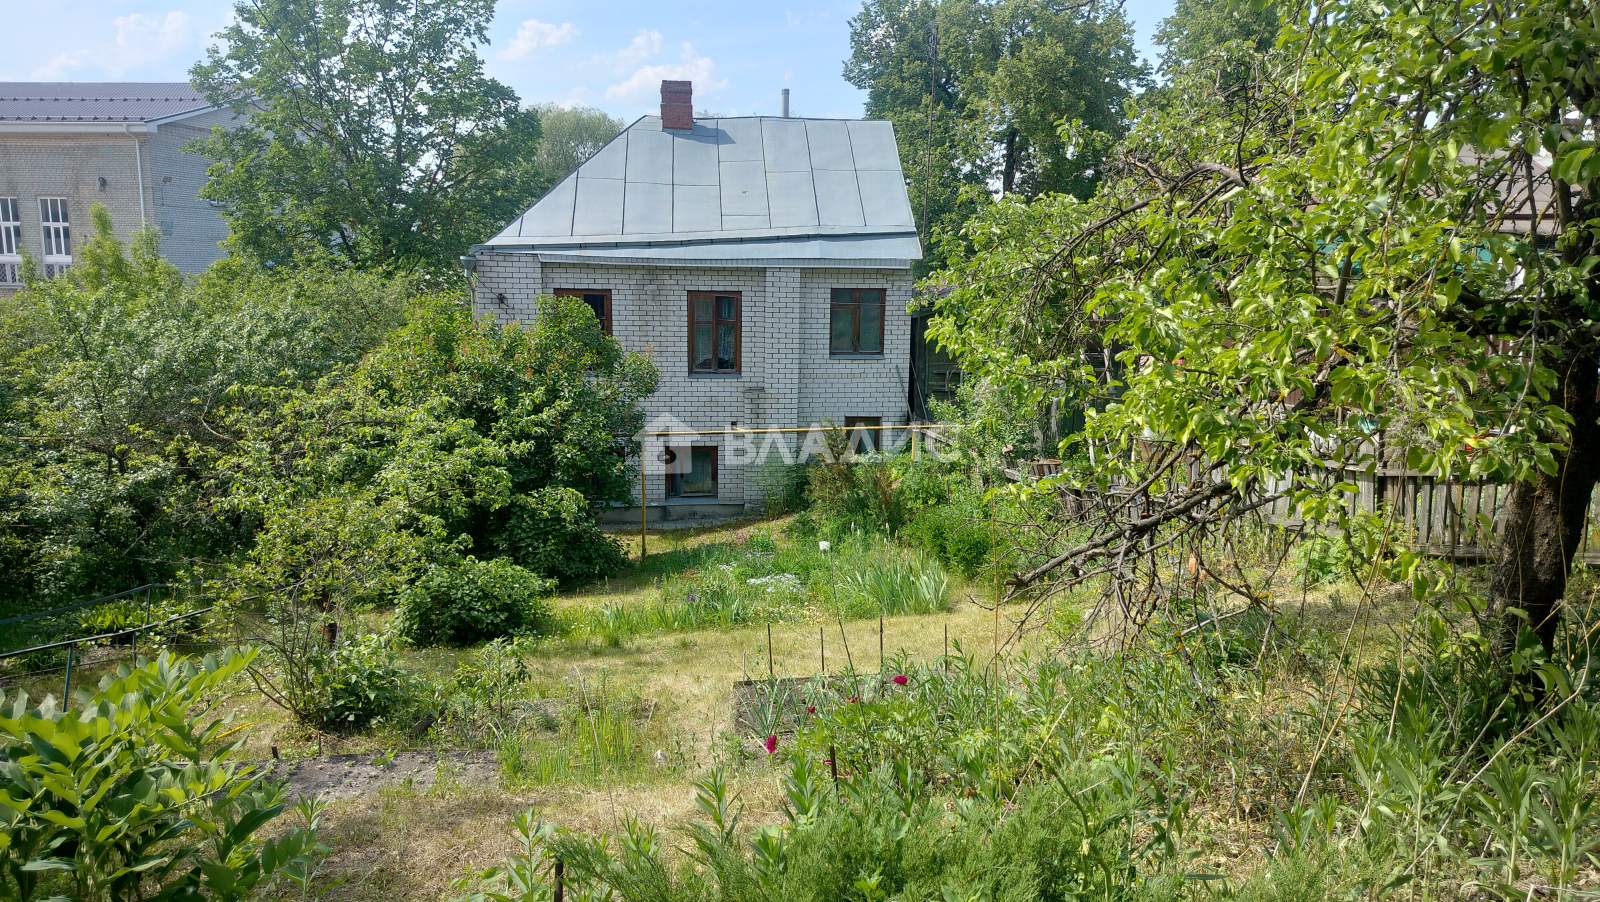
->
767, 623, 775, 680
820, 626, 825, 674
63, 643, 74, 707
639, 460, 648, 560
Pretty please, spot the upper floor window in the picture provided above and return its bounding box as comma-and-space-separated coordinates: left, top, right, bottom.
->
830, 288, 885, 356
39, 198, 71, 260
555, 288, 612, 335
689, 291, 740, 374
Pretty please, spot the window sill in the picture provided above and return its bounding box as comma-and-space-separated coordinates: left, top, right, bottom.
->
829, 353, 886, 360
688, 372, 742, 378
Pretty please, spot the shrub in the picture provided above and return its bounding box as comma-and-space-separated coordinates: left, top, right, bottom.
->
901, 501, 995, 579
1292, 534, 1351, 586
493, 487, 628, 585
312, 633, 425, 729
396, 557, 555, 646
0, 650, 324, 902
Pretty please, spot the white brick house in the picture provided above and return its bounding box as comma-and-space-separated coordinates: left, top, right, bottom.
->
466, 82, 922, 517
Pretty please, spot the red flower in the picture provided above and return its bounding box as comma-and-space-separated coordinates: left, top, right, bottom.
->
765, 735, 778, 754
848, 696, 861, 703
807, 705, 816, 714
892, 674, 909, 685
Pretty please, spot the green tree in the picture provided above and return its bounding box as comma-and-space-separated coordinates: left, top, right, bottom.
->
190, 0, 543, 280
531, 103, 625, 182
0, 207, 410, 613
934, 0, 1600, 659
1152, 0, 1278, 79
845, 0, 1146, 272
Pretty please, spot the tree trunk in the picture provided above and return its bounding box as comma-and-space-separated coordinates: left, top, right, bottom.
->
1489, 349, 1600, 656
1002, 128, 1019, 195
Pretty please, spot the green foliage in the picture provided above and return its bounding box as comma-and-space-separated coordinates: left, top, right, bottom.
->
191, 0, 543, 279
0, 208, 410, 614
492, 486, 628, 585
845, 0, 1147, 272
841, 553, 951, 616
312, 633, 427, 729
0, 650, 324, 902
397, 557, 555, 647
529, 103, 624, 180
901, 497, 995, 580
1293, 535, 1351, 587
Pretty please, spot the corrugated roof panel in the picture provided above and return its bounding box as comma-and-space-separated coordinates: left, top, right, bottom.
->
0, 82, 210, 122
579, 137, 627, 180
716, 118, 764, 162
673, 184, 721, 231
673, 126, 720, 186
806, 120, 856, 170
767, 170, 820, 228
762, 118, 811, 172
625, 127, 674, 184
846, 120, 901, 170
623, 180, 672, 234
720, 160, 769, 217
721, 214, 772, 230
856, 170, 915, 227
572, 178, 625, 234
516, 175, 577, 237
482, 114, 919, 263
813, 169, 865, 227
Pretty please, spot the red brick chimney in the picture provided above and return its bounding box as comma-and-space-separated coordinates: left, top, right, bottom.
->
661, 80, 692, 130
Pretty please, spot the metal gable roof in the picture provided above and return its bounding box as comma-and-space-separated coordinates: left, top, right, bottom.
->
0, 82, 211, 122
482, 115, 922, 265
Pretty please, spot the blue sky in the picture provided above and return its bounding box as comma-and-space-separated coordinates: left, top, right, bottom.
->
3, 0, 1176, 120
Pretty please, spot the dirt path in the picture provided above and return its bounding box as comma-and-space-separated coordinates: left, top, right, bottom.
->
260, 751, 499, 801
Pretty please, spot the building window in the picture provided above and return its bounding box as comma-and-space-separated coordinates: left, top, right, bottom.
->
39, 198, 71, 277
666, 445, 718, 497
830, 288, 885, 355
0, 198, 19, 285
844, 416, 883, 455
554, 288, 612, 335
689, 291, 740, 374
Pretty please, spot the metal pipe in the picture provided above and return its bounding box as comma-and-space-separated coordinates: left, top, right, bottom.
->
781, 88, 790, 118
123, 123, 146, 224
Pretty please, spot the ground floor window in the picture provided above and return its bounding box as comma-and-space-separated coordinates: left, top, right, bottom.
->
845, 416, 883, 454
667, 445, 718, 497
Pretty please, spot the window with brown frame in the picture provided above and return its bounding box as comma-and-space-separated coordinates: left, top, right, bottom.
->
844, 416, 883, 454
554, 288, 612, 335
830, 288, 885, 355
666, 445, 718, 496
689, 291, 740, 373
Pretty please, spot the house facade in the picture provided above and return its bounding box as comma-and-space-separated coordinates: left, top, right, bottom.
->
467, 81, 922, 516
0, 82, 237, 294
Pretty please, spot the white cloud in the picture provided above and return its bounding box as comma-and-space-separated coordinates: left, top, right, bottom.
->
502, 19, 577, 60
590, 30, 662, 70
32, 10, 194, 78
605, 42, 727, 105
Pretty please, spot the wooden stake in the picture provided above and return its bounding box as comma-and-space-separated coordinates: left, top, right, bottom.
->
943, 624, 949, 671
639, 460, 648, 559
820, 626, 825, 675
879, 615, 885, 671
768, 622, 775, 680
62, 643, 74, 707
829, 744, 839, 791
554, 859, 565, 902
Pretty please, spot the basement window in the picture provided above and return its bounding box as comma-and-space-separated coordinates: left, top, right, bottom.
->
845, 416, 883, 454
666, 445, 718, 497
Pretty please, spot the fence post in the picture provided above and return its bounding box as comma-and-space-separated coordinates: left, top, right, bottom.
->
63, 643, 75, 707
554, 859, 564, 902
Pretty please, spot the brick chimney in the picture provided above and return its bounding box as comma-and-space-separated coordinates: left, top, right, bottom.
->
661, 80, 692, 130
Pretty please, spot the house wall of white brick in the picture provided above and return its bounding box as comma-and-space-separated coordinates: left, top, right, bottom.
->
470, 251, 914, 509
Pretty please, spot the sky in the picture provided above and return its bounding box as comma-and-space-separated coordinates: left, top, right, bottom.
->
1, 0, 1177, 121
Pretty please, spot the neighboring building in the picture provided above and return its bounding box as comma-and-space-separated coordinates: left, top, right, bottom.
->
467, 81, 922, 517
0, 82, 237, 293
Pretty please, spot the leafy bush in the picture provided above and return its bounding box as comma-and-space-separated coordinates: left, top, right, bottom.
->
1293, 534, 1351, 586
312, 633, 426, 729
492, 487, 627, 585
901, 500, 996, 579
0, 650, 325, 902
396, 557, 555, 646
